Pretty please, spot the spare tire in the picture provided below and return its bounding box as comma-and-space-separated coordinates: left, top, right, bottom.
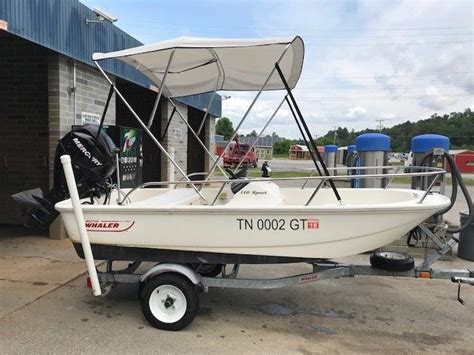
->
370, 251, 414, 272
187, 263, 223, 277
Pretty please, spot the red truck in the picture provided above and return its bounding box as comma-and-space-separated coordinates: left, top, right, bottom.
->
223, 141, 258, 168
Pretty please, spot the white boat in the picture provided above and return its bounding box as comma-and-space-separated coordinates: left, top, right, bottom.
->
55, 36, 450, 263
56, 184, 449, 261
51, 35, 474, 331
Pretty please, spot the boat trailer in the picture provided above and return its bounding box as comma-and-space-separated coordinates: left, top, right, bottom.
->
92, 229, 474, 331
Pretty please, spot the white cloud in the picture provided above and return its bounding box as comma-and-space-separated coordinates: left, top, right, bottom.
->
381, 113, 396, 120
221, 0, 473, 138
345, 106, 367, 120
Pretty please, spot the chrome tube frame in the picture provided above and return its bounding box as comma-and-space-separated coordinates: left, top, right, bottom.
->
301, 169, 319, 189
305, 180, 325, 206
168, 98, 228, 178
147, 48, 176, 129
197, 48, 223, 136
211, 95, 286, 205
206, 44, 293, 181
93, 61, 206, 202
385, 166, 402, 189
115, 151, 121, 204
418, 174, 440, 204
197, 91, 216, 136
160, 106, 176, 141
119, 165, 445, 204
233, 95, 287, 174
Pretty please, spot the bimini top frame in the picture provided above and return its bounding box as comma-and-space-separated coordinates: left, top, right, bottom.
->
92, 35, 341, 204
92, 36, 304, 98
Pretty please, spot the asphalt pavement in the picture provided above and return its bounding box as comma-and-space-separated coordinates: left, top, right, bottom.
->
0, 256, 473, 354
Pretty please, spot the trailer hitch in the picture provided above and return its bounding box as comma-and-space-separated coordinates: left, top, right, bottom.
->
452, 274, 474, 305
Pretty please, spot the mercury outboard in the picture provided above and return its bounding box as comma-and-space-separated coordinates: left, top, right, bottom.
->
12, 125, 117, 228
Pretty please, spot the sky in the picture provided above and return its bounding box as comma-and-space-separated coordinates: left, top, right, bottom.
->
81, 0, 473, 139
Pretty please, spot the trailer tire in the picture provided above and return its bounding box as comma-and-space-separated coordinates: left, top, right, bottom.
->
141, 273, 199, 331
188, 263, 223, 277
370, 251, 414, 272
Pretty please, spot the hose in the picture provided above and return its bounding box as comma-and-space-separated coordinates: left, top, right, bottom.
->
442, 152, 473, 233
418, 151, 457, 215
407, 149, 472, 246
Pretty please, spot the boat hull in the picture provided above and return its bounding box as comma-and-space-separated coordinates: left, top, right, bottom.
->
56, 188, 450, 261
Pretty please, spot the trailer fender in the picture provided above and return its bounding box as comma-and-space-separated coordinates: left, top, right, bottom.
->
140, 263, 202, 285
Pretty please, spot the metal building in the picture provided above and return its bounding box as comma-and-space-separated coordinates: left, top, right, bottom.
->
0, 0, 221, 233
449, 150, 474, 173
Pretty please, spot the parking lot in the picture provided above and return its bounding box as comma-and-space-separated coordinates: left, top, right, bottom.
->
1, 242, 473, 354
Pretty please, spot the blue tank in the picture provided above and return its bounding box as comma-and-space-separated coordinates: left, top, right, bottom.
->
411, 134, 449, 153
356, 133, 390, 152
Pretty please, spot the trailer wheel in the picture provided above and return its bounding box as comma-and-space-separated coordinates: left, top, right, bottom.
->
141, 273, 199, 331
370, 251, 414, 272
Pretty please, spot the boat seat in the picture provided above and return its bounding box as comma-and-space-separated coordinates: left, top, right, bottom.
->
131, 189, 200, 207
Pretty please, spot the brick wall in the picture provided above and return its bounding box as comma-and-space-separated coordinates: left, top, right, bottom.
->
48, 55, 115, 185
0, 34, 50, 224
161, 101, 188, 181
0, 33, 216, 226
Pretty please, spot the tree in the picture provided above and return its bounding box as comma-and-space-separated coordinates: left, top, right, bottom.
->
273, 139, 294, 155
248, 130, 257, 137
311, 108, 474, 151
215, 117, 234, 140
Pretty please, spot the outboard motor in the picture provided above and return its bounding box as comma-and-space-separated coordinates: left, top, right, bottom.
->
12, 125, 117, 228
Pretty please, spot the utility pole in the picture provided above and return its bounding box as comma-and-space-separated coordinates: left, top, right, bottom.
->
376, 119, 385, 132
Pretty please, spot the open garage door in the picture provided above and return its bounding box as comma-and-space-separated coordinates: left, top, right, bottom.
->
0, 33, 50, 225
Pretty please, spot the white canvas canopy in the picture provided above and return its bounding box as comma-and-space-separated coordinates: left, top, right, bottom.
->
92, 36, 304, 98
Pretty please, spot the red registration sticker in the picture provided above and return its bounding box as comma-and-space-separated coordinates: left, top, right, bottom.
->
306, 219, 320, 229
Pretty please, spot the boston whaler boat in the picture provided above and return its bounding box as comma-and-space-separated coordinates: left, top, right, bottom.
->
52, 36, 473, 330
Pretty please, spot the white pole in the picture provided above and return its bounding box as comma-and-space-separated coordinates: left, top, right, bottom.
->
60, 155, 102, 296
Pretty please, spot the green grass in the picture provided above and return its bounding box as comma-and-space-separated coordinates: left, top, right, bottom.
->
247, 170, 313, 178
391, 176, 412, 184
271, 153, 290, 160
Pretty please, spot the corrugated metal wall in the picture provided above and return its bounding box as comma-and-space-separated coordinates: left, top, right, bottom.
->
0, 0, 221, 116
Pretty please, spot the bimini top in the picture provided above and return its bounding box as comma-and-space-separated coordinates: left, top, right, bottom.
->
92, 36, 304, 98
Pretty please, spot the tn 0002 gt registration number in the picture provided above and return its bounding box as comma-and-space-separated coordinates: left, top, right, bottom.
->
236, 218, 319, 231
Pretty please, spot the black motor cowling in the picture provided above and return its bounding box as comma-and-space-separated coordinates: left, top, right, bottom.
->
12, 125, 117, 228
